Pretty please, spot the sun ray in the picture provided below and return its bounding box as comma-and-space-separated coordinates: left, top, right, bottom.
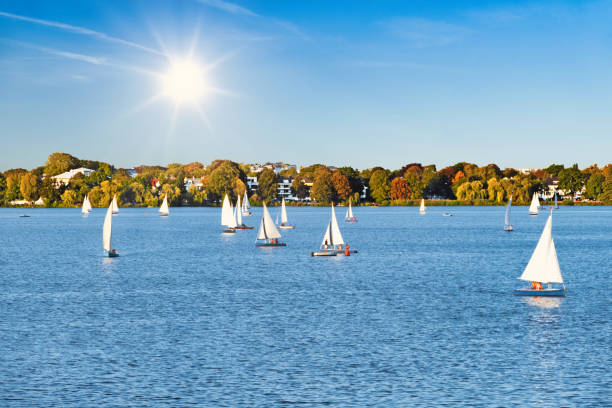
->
193, 103, 213, 135
188, 22, 201, 60
123, 92, 166, 118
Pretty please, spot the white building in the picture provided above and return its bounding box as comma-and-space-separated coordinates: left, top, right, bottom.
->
184, 177, 204, 191
51, 167, 95, 186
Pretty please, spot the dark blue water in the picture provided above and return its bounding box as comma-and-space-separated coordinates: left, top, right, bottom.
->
0, 206, 610, 406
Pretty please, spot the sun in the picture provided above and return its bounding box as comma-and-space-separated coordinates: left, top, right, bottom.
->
161, 58, 207, 103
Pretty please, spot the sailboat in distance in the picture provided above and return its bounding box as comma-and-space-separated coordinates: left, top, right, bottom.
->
159, 194, 169, 217
529, 192, 539, 216
221, 194, 236, 233
312, 203, 356, 256
255, 203, 285, 247
81, 195, 91, 215
278, 197, 295, 229
242, 190, 252, 216
103, 202, 118, 257
111, 194, 119, 214
419, 198, 426, 215
515, 208, 565, 296
234, 195, 253, 229
554, 189, 559, 209
504, 196, 514, 231
345, 197, 357, 222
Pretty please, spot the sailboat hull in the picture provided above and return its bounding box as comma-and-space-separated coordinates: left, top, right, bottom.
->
256, 242, 286, 247
279, 224, 295, 229
504, 225, 514, 231
105, 251, 119, 258
234, 225, 254, 229
159, 214, 169, 217
242, 212, 252, 216
514, 288, 565, 297
311, 251, 337, 257
223, 228, 236, 234
345, 218, 357, 222
529, 212, 538, 216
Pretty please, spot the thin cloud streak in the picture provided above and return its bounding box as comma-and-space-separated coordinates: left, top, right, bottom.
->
379, 17, 471, 47
0, 10, 162, 55
7, 40, 107, 65
196, 0, 258, 17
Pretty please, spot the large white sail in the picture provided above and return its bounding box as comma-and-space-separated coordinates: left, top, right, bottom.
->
111, 195, 119, 214
242, 190, 251, 213
228, 203, 238, 228
321, 203, 345, 247
82, 196, 89, 214
235, 196, 243, 226
345, 199, 354, 219
529, 192, 539, 215
102, 203, 113, 252
257, 203, 281, 240
518, 212, 563, 283
221, 194, 234, 226
281, 197, 288, 224
159, 194, 169, 215
419, 198, 426, 214
505, 196, 512, 227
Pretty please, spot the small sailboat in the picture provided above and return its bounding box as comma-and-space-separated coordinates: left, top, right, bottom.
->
81, 195, 91, 215
221, 194, 236, 233
529, 192, 539, 216
103, 202, 118, 257
159, 194, 169, 217
234, 196, 253, 229
554, 189, 559, 209
345, 198, 357, 222
515, 208, 565, 296
111, 194, 119, 214
256, 203, 286, 247
504, 195, 514, 231
278, 197, 295, 229
419, 198, 426, 215
312, 203, 356, 256
443, 213, 453, 217
242, 190, 252, 216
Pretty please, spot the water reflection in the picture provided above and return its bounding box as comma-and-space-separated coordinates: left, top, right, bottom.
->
524, 296, 562, 309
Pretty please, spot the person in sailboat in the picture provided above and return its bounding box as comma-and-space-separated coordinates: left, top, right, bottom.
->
324, 239, 329, 251
530, 281, 542, 290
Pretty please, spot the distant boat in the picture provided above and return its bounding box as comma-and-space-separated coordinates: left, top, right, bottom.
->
345, 198, 357, 222
111, 194, 119, 215
554, 189, 558, 209
256, 202, 285, 247
242, 190, 252, 216
504, 195, 514, 231
159, 194, 169, 217
19, 214, 30, 218
221, 194, 236, 233
515, 208, 565, 296
103, 202, 118, 257
81, 195, 91, 215
278, 197, 295, 229
312, 203, 356, 256
419, 198, 426, 215
443, 213, 453, 217
234, 195, 253, 229
529, 192, 539, 216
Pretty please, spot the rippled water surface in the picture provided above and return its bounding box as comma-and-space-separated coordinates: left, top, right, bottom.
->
1, 206, 610, 406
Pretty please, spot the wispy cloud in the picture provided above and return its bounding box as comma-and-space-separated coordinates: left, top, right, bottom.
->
349, 60, 463, 72
196, 0, 258, 17
5, 40, 107, 65
379, 17, 471, 47
0, 11, 162, 55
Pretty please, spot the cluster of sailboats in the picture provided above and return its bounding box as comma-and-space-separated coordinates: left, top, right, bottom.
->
97, 189, 565, 297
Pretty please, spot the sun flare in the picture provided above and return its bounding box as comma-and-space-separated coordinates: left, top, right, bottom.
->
162, 58, 207, 103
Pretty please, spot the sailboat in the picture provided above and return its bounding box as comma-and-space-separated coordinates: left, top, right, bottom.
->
529, 192, 539, 216
504, 196, 514, 231
554, 189, 559, 209
419, 198, 426, 215
242, 190, 252, 216
159, 194, 169, 217
514, 208, 565, 296
255, 202, 285, 247
111, 194, 119, 214
221, 194, 236, 233
345, 198, 357, 222
312, 203, 356, 256
234, 196, 253, 229
81, 195, 91, 215
103, 202, 118, 257
278, 197, 295, 229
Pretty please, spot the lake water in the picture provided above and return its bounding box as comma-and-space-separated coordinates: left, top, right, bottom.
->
0, 206, 610, 406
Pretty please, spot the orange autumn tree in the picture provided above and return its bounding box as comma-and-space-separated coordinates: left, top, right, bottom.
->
332, 172, 352, 201
390, 177, 411, 200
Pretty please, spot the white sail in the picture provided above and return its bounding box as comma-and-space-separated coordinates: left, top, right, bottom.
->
505, 196, 512, 227
529, 192, 539, 215
82, 196, 89, 214
281, 197, 288, 224
257, 202, 281, 240
518, 212, 563, 283
236, 196, 243, 226
419, 198, 426, 214
85, 195, 92, 212
242, 190, 250, 212
159, 194, 169, 215
321, 203, 345, 247
102, 202, 113, 252
228, 203, 238, 228
221, 194, 234, 226
111, 195, 119, 213
345, 199, 354, 219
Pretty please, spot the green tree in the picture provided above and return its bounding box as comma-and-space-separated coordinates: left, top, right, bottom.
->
337, 167, 362, 197
257, 168, 278, 203
290, 175, 309, 200
404, 172, 424, 199
332, 172, 352, 201
585, 173, 605, 200
19, 173, 39, 201
369, 169, 390, 203
311, 167, 334, 203
61, 190, 77, 207
423, 174, 454, 199
207, 161, 241, 202
487, 178, 505, 202
558, 164, 585, 197
44, 152, 80, 176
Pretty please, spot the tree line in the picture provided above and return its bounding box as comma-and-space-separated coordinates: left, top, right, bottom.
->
1, 152, 611, 207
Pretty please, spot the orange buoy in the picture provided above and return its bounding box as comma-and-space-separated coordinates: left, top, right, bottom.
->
344, 244, 350, 256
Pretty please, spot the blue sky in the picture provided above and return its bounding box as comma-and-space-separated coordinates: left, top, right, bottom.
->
1, 0, 611, 171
